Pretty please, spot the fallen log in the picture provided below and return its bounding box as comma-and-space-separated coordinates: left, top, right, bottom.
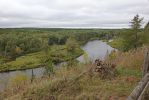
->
127, 73, 149, 100
138, 81, 149, 100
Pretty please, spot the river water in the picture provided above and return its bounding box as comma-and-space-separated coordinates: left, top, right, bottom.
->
0, 40, 115, 91
77, 40, 114, 62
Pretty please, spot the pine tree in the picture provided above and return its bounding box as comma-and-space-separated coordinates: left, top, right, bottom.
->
130, 14, 143, 48
121, 14, 143, 51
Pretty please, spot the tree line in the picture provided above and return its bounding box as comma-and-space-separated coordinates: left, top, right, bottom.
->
0, 29, 119, 60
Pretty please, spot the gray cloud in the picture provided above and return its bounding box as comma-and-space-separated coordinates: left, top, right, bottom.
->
0, 0, 149, 28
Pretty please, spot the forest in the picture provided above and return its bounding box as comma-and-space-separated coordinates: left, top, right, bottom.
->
0, 28, 120, 72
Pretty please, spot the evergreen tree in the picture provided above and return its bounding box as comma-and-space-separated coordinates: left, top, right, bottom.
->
121, 14, 143, 51
130, 14, 143, 48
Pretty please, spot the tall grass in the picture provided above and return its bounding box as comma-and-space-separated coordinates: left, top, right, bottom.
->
0, 62, 141, 100
108, 46, 145, 71
0, 47, 146, 100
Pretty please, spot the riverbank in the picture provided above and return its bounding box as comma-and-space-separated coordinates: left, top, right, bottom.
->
0, 41, 145, 99
107, 38, 123, 50
0, 40, 115, 92
0, 39, 113, 72
0, 45, 84, 72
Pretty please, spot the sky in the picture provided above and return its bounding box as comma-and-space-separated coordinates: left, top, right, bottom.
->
0, 0, 149, 28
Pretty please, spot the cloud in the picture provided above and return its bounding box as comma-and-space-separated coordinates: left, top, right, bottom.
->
0, 0, 149, 28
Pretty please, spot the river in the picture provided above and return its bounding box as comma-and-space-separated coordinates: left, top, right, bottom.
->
0, 40, 115, 91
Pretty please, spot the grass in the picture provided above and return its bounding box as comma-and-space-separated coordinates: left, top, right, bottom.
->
50, 45, 83, 63
101, 39, 109, 42
0, 45, 84, 72
116, 66, 142, 78
108, 46, 145, 71
0, 56, 5, 64
0, 52, 42, 72
108, 38, 124, 50
0, 62, 141, 100
0, 46, 145, 100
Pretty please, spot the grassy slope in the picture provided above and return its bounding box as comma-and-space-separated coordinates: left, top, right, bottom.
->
0, 63, 141, 100
0, 47, 144, 100
0, 32, 146, 99
0, 52, 43, 72
0, 45, 83, 72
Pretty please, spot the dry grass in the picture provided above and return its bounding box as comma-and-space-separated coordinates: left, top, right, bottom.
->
108, 46, 146, 71
0, 47, 146, 100
0, 62, 141, 100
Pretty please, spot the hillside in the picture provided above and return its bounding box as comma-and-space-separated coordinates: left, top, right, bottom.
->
0, 47, 146, 100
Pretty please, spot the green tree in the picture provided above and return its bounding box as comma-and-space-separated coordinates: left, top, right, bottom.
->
130, 14, 143, 48
42, 47, 54, 77
66, 37, 78, 53
141, 22, 149, 45
121, 14, 143, 51
45, 58, 54, 77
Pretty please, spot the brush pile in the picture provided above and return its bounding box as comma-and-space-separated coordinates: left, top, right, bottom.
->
90, 59, 116, 79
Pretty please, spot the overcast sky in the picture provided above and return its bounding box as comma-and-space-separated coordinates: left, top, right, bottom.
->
0, 0, 149, 28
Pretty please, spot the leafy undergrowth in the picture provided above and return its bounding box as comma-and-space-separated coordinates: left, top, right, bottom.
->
0, 45, 83, 72
0, 62, 141, 100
